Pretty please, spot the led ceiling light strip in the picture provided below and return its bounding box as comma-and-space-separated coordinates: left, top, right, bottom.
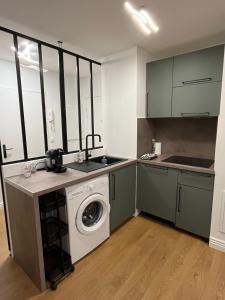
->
132, 15, 151, 35
140, 8, 159, 32
124, 1, 159, 35
125, 2, 147, 24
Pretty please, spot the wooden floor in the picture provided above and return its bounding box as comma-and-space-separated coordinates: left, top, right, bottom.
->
1, 209, 225, 300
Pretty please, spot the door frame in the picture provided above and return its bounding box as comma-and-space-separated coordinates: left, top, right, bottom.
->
0, 164, 11, 250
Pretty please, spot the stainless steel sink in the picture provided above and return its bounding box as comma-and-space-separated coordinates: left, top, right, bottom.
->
66, 156, 127, 173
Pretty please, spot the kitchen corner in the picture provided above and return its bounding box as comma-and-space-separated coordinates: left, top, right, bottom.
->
139, 153, 214, 175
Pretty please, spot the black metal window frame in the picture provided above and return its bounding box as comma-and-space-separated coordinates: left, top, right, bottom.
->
0, 25, 103, 166
0, 25, 104, 251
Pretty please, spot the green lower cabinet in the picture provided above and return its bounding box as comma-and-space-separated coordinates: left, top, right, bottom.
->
137, 164, 178, 222
137, 163, 214, 238
109, 164, 136, 232
175, 185, 213, 238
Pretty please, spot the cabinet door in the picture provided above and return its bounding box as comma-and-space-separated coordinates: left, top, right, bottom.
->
137, 164, 178, 222
173, 45, 224, 87
109, 164, 136, 232
172, 81, 222, 117
176, 185, 213, 238
146, 58, 173, 118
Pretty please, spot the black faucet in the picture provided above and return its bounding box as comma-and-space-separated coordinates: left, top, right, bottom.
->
85, 134, 102, 161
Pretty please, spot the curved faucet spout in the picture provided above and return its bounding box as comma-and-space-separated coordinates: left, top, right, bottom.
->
85, 134, 102, 161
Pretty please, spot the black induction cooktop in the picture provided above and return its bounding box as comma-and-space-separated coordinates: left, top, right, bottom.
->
162, 155, 214, 168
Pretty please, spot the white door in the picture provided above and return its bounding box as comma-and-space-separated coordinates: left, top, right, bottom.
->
0, 85, 24, 163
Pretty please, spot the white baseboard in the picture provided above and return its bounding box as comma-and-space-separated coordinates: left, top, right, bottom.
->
133, 209, 140, 217
0, 202, 3, 208
209, 237, 225, 253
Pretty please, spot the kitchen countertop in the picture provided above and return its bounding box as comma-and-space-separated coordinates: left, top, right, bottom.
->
5, 153, 214, 197
138, 153, 215, 175
5, 158, 136, 197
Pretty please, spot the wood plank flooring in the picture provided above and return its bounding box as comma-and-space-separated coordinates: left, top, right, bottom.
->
1, 208, 225, 300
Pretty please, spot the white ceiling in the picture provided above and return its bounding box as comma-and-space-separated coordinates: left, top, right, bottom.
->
0, 0, 225, 59
0, 30, 98, 76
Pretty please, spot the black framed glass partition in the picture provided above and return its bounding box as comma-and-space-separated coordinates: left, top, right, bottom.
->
64, 53, 80, 152
0, 31, 25, 163
17, 37, 46, 159
92, 63, 103, 148
79, 58, 93, 150
42, 46, 63, 151
0, 25, 102, 165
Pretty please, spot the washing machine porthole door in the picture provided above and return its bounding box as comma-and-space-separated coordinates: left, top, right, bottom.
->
76, 194, 109, 235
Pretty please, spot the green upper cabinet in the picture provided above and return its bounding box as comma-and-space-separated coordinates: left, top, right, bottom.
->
109, 164, 136, 232
173, 45, 224, 87
146, 44, 224, 118
146, 58, 173, 118
172, 45, 224, 117
172, 82, 222, 117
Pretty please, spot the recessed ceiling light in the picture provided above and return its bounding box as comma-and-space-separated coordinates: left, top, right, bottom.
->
124, 1, 159, 35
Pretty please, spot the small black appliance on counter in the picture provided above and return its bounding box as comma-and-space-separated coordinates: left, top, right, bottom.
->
46, 149, 67, 173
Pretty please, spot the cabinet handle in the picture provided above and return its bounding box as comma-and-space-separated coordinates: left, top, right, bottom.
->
182, 78, 212, 85
112, 174, 116, 201
146, 92, 149, 118
180, 112, 210, 117
177, 186, 182, 213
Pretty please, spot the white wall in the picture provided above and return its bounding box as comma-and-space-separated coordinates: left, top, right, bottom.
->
210, 48, 225, 252
102, 48, 138, 158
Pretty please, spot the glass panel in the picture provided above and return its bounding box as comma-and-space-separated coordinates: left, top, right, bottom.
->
0, 31, 24, 162
79, 59, 92, 150
42, 46, 63, 150
82, 201, 103, 227
18, 37, 45, 158
92, 64, 103, 147
64, 54, 80, 152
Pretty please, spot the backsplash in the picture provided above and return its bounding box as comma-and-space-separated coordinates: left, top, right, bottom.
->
137, 117, 218, 159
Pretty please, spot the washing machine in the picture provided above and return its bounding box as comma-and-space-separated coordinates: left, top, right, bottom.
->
65, 174, 110, 263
